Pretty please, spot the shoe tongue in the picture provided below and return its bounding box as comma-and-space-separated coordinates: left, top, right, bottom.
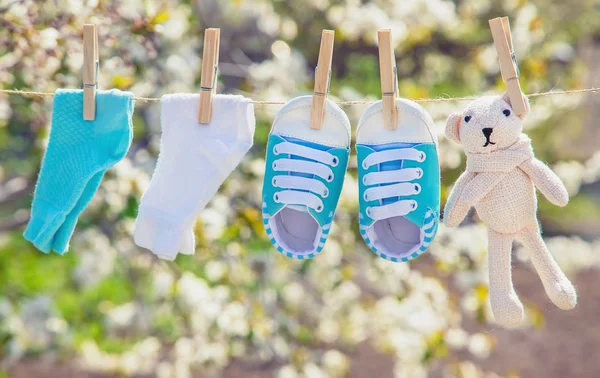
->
379, 158, 401, 206
288, 204, 308, 212
281, 136, 329, 214
287, 167, 311, 213
371, 143, 416, 206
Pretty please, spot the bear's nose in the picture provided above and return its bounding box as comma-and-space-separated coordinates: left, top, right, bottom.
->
482, 128, 493, 138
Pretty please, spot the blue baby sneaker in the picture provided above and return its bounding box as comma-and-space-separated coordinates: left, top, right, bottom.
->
356, 98, 440, 262
262, 96, 350, 259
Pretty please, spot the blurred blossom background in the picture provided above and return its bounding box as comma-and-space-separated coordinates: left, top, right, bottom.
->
0, 0, 599, 377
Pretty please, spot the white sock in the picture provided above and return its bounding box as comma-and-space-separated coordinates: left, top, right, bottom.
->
134, 94, 255, 260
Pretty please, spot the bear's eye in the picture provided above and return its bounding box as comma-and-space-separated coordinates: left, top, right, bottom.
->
464, 115, 472, 123
503, 109, 511, 117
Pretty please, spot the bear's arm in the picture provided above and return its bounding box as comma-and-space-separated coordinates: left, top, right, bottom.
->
519, 158, 569, 207
460, 172, 506, 205
443, 171, 476, 227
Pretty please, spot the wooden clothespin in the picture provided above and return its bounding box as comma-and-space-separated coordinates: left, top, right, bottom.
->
377, 29, 398, 130
310, 30, 335, 130
198, 28, 220, 124
489, 17, 527, 117
83, 24, 99, 121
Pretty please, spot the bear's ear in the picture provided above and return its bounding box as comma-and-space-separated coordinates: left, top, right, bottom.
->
445, 112, 462, 144
501, 91, 531, 119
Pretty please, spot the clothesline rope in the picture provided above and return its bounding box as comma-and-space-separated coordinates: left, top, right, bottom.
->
0, 87, 599, 105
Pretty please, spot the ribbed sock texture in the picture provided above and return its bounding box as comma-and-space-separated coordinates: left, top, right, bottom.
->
134, 94, 255, 260
24, 89, 134, 254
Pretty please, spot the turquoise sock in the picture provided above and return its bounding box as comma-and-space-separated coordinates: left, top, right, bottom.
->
24, 89, 134, 254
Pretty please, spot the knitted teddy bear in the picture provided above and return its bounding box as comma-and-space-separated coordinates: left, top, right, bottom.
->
444, 92, 577, 326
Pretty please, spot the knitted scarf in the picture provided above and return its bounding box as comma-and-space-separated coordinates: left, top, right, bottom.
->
466, 134, 534, 173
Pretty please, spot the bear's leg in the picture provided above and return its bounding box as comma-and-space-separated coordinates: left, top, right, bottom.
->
516, 222, 577, 310
488, 229, 524, 326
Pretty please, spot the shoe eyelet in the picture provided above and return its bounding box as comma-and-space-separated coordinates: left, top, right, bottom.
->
366, 207, 372, 217
416, 168, 423, 178
273, 146, 280, 155
418, 152, 426, 162
316, 205, 323, 213
363, 192, 369, 202
322, 189, 329, 198
411, 201, 418, 210
414, 184, 421, 194
272, 177, 278, 187
326, 174, 334, 183
272, 161, 277, 170
362, 161, 369, 170
362, 176, 368, 186
331, 157, 339, 167
274, 194, 280, 203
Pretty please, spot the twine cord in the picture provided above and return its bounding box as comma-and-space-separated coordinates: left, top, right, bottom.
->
0, 87, 599, 105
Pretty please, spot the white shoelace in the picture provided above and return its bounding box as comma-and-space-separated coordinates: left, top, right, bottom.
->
272, 141, 338, 213
362, 148, 425, 221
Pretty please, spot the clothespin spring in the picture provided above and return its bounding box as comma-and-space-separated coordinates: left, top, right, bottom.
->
382, 65, 398, 97
313, 65, 332, 97
83, 60, 99, 89
200, 65, 219, 92
504, 52, 521, 82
